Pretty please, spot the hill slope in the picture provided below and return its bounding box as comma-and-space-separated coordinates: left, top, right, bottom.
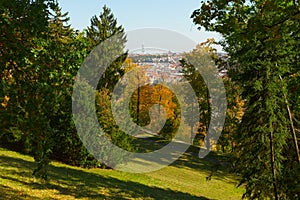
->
0, 147, 244, 199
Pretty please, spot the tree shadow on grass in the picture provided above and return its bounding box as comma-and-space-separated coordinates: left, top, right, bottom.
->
171, 145, 240, 185
132, 137, 233, 172
0, 154, 210, 200
0, 184, 41, 200
128, 137, 239, 185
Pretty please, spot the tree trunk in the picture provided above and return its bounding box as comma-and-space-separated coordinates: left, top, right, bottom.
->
279, 75, 300, 163
269, 131, 279, 200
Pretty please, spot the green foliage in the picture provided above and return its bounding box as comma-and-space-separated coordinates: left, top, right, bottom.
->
219, 77, 244, 153
95, 88, 134, 168
86, 5, 127, 91
0, 0, 56, 179
192, 0, 300, 198
44, 6, 98, 169
84, 5, 134, 167
180, 41, 215, 146
0, 1, 134, 176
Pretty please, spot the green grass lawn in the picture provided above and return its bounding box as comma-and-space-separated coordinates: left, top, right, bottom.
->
0, 146, 244, 199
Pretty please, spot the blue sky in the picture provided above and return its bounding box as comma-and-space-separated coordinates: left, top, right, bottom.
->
59, 0, 221, 50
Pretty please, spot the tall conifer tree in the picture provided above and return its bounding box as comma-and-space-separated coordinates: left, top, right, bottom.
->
192, 0, 300, 198
86, 5, 127, 91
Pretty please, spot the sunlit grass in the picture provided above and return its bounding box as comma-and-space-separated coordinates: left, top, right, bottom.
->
0, 147, 244, 199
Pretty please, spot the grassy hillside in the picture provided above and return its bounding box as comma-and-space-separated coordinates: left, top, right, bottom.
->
0, 147, 244, 199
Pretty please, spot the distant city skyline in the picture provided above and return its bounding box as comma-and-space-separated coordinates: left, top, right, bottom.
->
59, 0, 222, 52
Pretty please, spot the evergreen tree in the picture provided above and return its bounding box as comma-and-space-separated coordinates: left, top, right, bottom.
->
192, 0, 300, 198
46, 5, 99, 168
81, 6, 134, 168
86, 5, 127, 91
